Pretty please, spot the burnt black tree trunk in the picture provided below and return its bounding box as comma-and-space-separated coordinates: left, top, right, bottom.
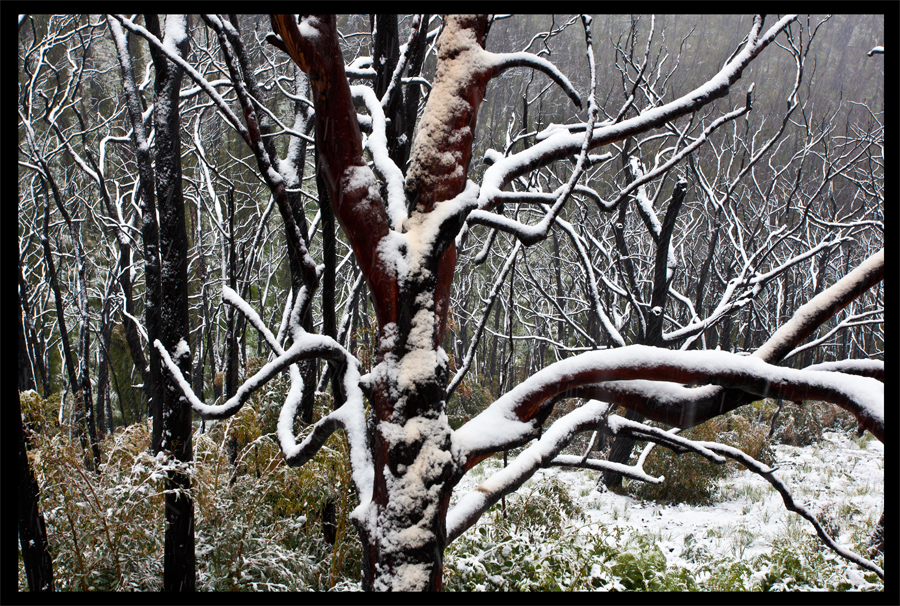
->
18, 253, 38, 393
39, 182, 94, 461
147, 14, 195, 592
110, 16, 158, 428
17, 390, 54, 592
17, 255, 53, 590
604, 181, 686, 488
316, 151, 346, 408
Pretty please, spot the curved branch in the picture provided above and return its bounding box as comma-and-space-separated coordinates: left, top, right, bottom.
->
448, 400, 724, 544
156, 333, 354, 421
559, 245, 884, 436
475, 15, 796, 206
486, 51, 582, 108
452, 345, 883, 467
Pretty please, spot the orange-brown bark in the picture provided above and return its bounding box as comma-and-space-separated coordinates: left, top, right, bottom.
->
271, 15, 398, 329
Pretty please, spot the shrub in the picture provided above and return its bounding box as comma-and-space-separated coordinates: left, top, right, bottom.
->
769, 400, 857, 446
19, 389, 62, 441
18, 380, 362, 592
446, 378, 493, 430
627, 411, 773, 506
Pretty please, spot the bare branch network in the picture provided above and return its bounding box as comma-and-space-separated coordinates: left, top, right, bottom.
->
19, 13, 883, 591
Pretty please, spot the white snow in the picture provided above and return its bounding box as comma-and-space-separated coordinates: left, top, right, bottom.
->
452, 346, 883, 461
448, 429, 884, 590
754, 249, 884, 363
172, 338, 190, 362
368, 414, 455, 591
351, 85, 407, 230
297, 16, 322, 41
629, 156, 662, 238
405, 16, 493, 205
162, 15, 187, 54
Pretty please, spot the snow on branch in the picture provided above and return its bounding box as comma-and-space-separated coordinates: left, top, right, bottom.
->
350, 85, 407, 230
485, 51, 582, 109
452, 344, 883, 466
474, 15, 796, 208
753, 249, 884, 363
156, 333, 345, 421
223, 285, 281, 353
803, 359, 884, 382
109, 15, 249, 146
783, 309, 883, 364
447, 399, 724, 544
157, 287, 374, 505
447, 400, 611, 544
551, 455, 663, 484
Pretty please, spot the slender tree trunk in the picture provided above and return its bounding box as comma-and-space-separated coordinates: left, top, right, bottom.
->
17, 390, 54, 592
191, 198, 208, 400
316, 152, 346, 408
40, 186, 88, 453
552, 231, 567, 357
604, 182, 686, 488
95, 276, 116, 437
148, 14, 195, 591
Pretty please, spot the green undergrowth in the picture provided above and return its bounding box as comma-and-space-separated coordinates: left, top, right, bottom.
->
443, 467, 883, 591
18, 381, 361, 592
19, 387, 881, 592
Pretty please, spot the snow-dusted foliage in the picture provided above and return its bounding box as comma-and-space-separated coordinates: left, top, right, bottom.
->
19, 13, 882, 592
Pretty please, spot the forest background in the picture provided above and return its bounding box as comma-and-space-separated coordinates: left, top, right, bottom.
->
16, 14, 883, 592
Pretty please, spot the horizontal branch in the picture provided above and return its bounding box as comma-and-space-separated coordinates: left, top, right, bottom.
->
452, 345, 883, 466
802, 359, 883, 382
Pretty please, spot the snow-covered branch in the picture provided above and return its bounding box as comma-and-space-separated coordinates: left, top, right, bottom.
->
754, 249, 883, 363
803, 359, 884, 382
474, 15, 796, 210
351, 85, 407, 230
452, 344, 883, 467
448, 400, 725, 544
485, 51, 582, 109
448, 399, 611, 543
109, 14, 249, 144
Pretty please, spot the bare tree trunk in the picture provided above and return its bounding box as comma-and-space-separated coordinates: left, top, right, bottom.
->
17, 390, 54, 592
147, 13, 195, 592
603, 178, 686, 488
40, 184, 92, 460
95, 275, 116, 437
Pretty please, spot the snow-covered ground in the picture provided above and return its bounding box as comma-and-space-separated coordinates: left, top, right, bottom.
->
448, 429, 884, 591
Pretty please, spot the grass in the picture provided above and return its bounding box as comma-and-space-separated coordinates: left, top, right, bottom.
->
443, 402, 883, 592
19, 391, 882, 592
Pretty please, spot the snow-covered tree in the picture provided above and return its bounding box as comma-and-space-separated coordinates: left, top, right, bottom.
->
19, 14, 882, 591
